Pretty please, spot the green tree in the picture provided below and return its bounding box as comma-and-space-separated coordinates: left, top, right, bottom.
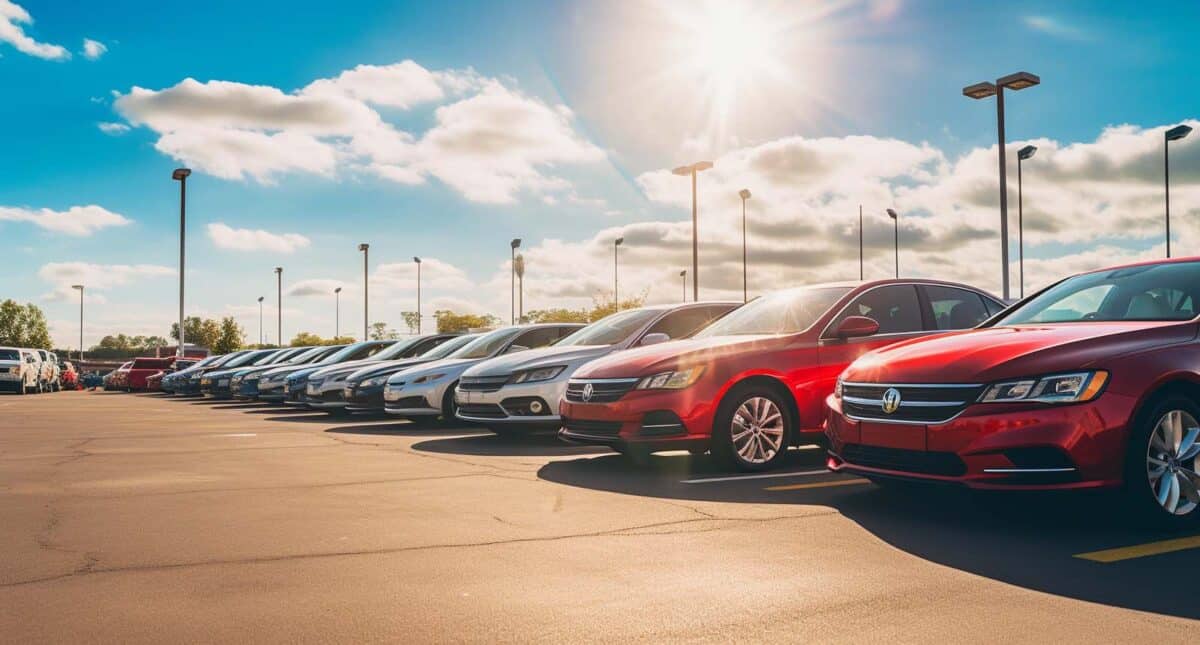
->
587, 292, 648, 322
290, 332, 325, 347
169, 316, 223, 350
212, 317, 245, 354
525, 307, 590, 324
369, 321, 399, 340
401, 311, 421, 335
434, 310, 500, 333
0, 300, 52, 349
328, 335, 357, 345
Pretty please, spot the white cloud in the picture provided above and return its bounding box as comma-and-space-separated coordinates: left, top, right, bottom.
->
206, 222, 312, 253
300, 60, 480, 109
0, 204, 132, 236
38, 262, 175, 302
372, 257, 472, 292
153, 127, 339, 183
81, 38, 106, 60
0, 1, 69, 60
97, 121, 130, 135
286, 279, 350, 298
1023, 15, 1091, 41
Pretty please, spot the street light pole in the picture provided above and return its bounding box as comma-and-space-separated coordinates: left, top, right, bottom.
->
858, 204, 864, 281
257, 296, 264, 346
510, 239, 521, 324
72, 285, 83, 362
738, 189, 751, 302
1017, 145, 1037, 298
171, 168, 191, 356
358, 244, 369, 340
613, 238, 624, 310
274, 267, 282, 347
413, 257, 422, 334
886, 208, 899, 279
672, 161, 713, 301
334, 287, 342, 339
1165, 124, 1193, 258
963, 71, 1040, 300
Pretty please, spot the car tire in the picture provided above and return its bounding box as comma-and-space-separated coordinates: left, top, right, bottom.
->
1123, 394, 1200, 529
438, 385, 460, 427
711, 383, 795, 472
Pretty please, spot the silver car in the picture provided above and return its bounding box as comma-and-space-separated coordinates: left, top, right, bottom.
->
301, 334, 459, 412
455, 303, 738, 435
383, 324, 584, 422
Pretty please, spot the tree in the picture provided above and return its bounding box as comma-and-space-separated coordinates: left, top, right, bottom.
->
0, 300, 52, 349
290, 332, 325, 347
370, 321, 399, 340
525, 307, 590, 324
434, 310, 500, 333
170, 316, 220, 349
587, 291, 648, 322
401, 311, 421, 335
212, 317, 245, 354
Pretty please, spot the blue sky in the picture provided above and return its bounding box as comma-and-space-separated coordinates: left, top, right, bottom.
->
2, 0, 1199, 349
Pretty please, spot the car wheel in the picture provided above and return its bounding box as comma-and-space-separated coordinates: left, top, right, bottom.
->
1124, 396, 1200, 527
438, 385, 461, 427
712, 384, 795, 472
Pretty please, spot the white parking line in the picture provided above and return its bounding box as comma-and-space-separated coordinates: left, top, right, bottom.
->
680, 469, 830, 484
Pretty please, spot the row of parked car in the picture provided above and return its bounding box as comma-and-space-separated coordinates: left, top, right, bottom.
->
120, 256, 1200, 525
0, 347, 77, 394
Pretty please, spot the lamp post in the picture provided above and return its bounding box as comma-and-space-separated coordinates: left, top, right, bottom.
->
413, 257, 422, 334
963, 71, 1040, 300
738, 189, 751, 302
334, 287, 342, 339
672, 161, 713, 301
71, 285, 83, 362
886, 208, 899, 278
1165, 124, 1193, 258
858, 204, 864, 281
514, 254, 526, 322
274, 267, 282, 347
613, 237, 624, 310
679, 270, 687, 302
1017, 145, 1037, 298
358, 243, 369, 340
510, 239, 521, 324
171, 168, 191, 356
257, 296, 264, 346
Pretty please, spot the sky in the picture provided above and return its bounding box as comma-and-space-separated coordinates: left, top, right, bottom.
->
2, 0, 1199, 350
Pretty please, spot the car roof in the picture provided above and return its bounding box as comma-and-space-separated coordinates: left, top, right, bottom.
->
1073, 254, 1200, 275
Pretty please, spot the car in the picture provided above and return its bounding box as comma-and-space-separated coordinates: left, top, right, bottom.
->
30, 349, 57, 392
301, 334, 460, 413
233, 347, 332, 400
383, 323, 585, 423
144, 370, 165, 392
254, 346, 349, 402
174, 352, 253, 396
457, 303, 738, 435
106, 361, 134, 391
128, 357, 178, 391
826, 257, 1200, 525
560, 279, 1005, 471
342, 334, 481, 414
45, 352, 61, 391
0, 347, 40, 394
59, 361, 78, 390
279, 341, 398, 406
198, 349, 282, 398
161, 355, 220, 394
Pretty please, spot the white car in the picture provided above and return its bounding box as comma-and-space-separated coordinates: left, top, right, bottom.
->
302, 334, 460, 412
0, 347, 41, 394
383, 324, 584, 423
455, 303, 738, 435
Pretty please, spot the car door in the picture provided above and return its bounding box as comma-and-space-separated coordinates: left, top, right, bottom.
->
638, 305, 734, 346
818, 283, 927, 381
920, 284, 994, 331
506, 327, 564, 354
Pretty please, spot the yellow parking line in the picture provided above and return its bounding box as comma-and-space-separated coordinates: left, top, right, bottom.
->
1074, 535, 1200, 563
765, 478, 870, 492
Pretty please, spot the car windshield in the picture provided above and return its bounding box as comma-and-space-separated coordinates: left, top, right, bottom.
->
557, 309, 661, 347
372, 337, 427, 360
317, 344, 369, 364
188, 356, 218, 368
250, 350, 285, 366
449, 328, 517, 359
0, 349, 19, 361
419, 335, 476, 359
695, 287, 851, 337
996, 261, 1200, 325
283, 347, 325, 364
223, 351, 268, 368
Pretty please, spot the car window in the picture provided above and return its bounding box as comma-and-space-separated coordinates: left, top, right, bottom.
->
997, 262, 1200, 325
421, 334, 477, 359
0, 349, 18, 361
645, 306, 731, 339
697, 288, 852, 337
511, 327, 563, 350
829, 285, 923, 335
923, 285, 990, 330
372, 337, 428, 360
453, 329, 520, 359
557, 309, 661, 347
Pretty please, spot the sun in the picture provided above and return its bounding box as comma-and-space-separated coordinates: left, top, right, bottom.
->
675, 1, 784, 112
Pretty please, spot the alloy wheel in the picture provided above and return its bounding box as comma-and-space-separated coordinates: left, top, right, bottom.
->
731, 396, 785, 465
1147, 409, 1200, 516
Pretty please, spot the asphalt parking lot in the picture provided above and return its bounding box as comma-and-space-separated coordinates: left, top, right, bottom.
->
2, 392, 1198, 642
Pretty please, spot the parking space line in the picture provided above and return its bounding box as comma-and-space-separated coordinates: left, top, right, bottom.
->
680, 469, 829, 484
1074, 535, 1200, 563
764, 478, 869, 492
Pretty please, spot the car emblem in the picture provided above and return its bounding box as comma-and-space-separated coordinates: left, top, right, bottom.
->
881, 388, 902, 414
582, 383, 594, 402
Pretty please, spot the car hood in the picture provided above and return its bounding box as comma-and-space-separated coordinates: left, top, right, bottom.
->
573, 335, 785, 379
463, 344, 614, 378
842, 321, 1197, 384
386, 357, 479, 383
346, 357, 433, 382
260, 364, 318, 380
310, 358, 386, 379
285, 366, 324, 382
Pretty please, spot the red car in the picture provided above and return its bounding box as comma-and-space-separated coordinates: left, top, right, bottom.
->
128, 357, 177, 391
826, 257, 1200, 525
560, 279, 1004, 470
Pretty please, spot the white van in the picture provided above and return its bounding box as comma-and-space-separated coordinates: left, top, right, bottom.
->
0, 347, 40, 394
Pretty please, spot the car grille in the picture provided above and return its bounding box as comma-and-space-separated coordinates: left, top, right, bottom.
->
840, 444, 967, 477
458, 403, 507, 419
458, 376, 510, 393
562, 419, 623, 438
565, 379, 640, 403
386, 396, 428, 409
841, 382, 983, 424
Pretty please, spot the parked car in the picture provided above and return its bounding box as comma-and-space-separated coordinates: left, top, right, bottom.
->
215, 347, 310, 399
826, 257, 1200, 525
560, 280, 1004, 471
105, 361, 134, 391
30, 349, 57, 392
301, 334, 460, 413
0, 347, 40, 394
342, 334, 481, 414
384, 324, 585, 423
254, 346, 349, 402
199, 349, 282, 398
128, 357, 177, 391
59, 361, 78, 390
144, 371, 165, 392
161, 355, 221, 394
233, 347, 333, 400
280, 341, 397, 406
457, 303, 738, 435
174, 352, 254, 396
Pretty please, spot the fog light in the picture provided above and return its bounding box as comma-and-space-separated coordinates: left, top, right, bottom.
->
529, 400, 544, 414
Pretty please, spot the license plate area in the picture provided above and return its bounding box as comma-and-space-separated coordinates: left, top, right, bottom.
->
858, 421, 926, 451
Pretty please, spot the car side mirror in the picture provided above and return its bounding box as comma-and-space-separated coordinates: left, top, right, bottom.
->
640, 333, 671, 347
834, 316, 880, 339
507, 345, 530, 354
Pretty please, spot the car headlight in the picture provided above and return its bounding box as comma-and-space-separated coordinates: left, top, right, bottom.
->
412, 373, 445, 384
979, 371, 1108, 404
510, 366, 566, 384
834, 377, 844, 399
362, 376, 388, 388
635, 367, 705, 390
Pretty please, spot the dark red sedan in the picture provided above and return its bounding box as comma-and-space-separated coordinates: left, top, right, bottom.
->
827, 257, 1200, 525
560, 279, 1003, 470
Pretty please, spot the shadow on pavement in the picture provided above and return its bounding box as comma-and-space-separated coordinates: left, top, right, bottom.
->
412, 433, 613, 457
538, 448, 1200, 621
326, 423, 489, 438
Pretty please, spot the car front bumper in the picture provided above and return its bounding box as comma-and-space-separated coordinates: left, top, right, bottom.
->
824, 392, 1137, 490
557, 383, 720, 452
454, 379, 564, 427
382, 381, 445, 416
